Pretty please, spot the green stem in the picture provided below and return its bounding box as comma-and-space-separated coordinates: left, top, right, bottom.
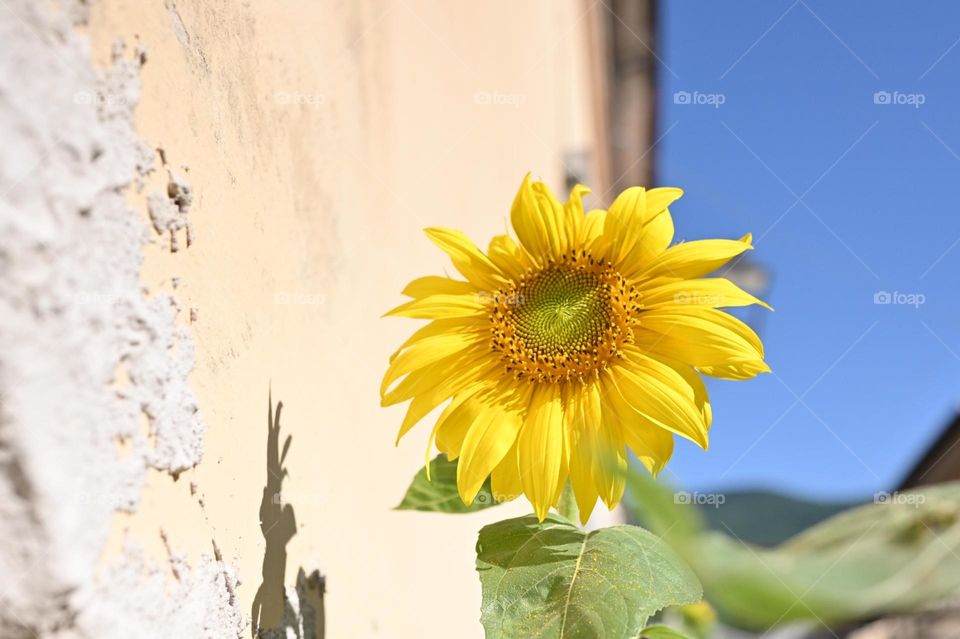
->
556, 480, 579, 524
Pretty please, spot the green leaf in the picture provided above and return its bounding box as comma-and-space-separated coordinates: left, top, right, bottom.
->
639, 625, 692, 639
476, 514, 702, 639
626, 470, 960, 631
395, 454, 500, 513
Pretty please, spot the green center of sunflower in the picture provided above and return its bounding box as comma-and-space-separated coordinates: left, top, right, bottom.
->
488, 252, 639, 384
511, 268, 611, 357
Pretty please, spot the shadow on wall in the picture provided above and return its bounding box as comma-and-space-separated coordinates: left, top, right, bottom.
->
250, 390, 326, 638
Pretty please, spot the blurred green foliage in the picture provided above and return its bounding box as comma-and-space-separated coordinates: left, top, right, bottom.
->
627, 472, 960, 631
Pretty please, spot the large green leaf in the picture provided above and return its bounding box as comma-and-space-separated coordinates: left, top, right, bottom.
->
626, 471, 960, 631
395, 454, 500, 513
476, 514, 702, 638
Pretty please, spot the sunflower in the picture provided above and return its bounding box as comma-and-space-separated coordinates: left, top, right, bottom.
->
382, 174, 769, 523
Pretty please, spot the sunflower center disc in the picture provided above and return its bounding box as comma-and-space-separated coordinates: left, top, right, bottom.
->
511, 268, 610, 357
488, 253, 637, 384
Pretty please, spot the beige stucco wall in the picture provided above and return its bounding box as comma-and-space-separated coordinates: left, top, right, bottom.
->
26, 1, 605, 636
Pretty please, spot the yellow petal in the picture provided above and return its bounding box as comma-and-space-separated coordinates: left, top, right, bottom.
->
582, 381, 627, 509
518, 385, 566, 521
641, 277, 772, 310
402, 275, 479, 299
434, 407, 472, 459
381, 331, 483, 398
487, 234, 531, 280
423, 385, 485, 477
490, 440, 523, 503
603, 187, 646, 264
562, 184, 590, 252
638, 234, 753, 281
386, 348, 498, 442
535, 180, 566, 258
424, 227, 508, 291
617, 186, 684, 276
620, 212, 674, 278
645, 186, 685, 217
627, 348, 713, 430
630, 429, 674, 477
388, 317, 484, 364
567, 389, 600, 523
383, 345, 484, 406
604, 361, 708, 449
619, 409, 674, 476
604, 186, 683, 267
635, 307, 766, 372
600, 374, 675, 474
580, 208, 608, 254
510, 173, 564, 262
457, 399, 524, 504
385, 293, 485, 319
698, 359, 771, 380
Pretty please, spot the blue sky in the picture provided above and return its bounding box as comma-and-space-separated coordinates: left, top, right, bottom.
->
657, 0, 960, 500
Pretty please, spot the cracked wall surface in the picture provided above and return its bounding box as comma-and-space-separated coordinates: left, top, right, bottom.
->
0, 1, 241, 636
0, 0, 601, 637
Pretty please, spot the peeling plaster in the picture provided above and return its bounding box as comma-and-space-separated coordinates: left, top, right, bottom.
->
147, 169, 194, 252
0, 1, 241, 636
72, 542, 244, 637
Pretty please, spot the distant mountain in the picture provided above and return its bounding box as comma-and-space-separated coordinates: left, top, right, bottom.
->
696, 489, 861, 546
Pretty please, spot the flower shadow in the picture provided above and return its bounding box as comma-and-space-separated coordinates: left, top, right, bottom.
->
249, 389, 325, 638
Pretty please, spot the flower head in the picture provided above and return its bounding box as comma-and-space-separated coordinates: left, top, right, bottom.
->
382, 174, 769, 522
